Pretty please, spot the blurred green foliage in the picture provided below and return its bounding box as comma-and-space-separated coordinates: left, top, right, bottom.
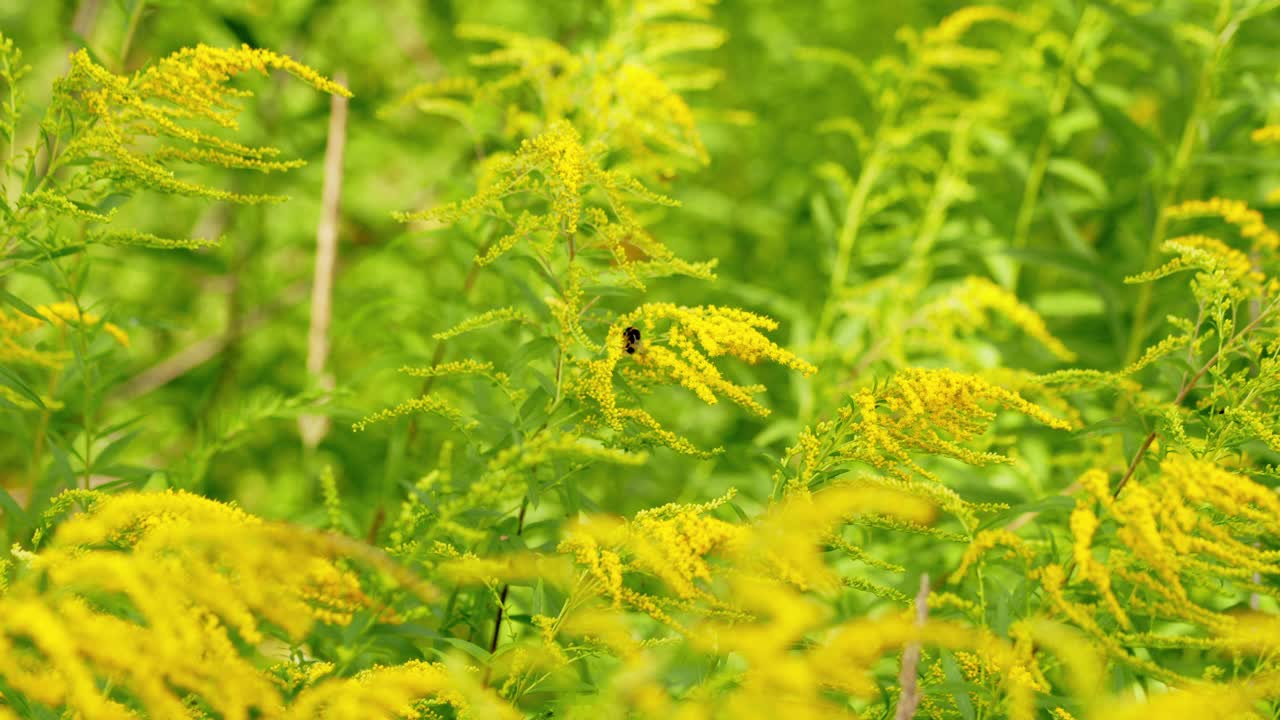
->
4, 0, 1280, 715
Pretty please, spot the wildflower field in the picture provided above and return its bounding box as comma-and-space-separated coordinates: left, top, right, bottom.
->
4, 0, 1280, 717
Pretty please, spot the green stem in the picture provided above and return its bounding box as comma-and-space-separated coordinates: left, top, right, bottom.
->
1124, 8, 1239, 365
484, 497, 529, 685
812, 66, 914, 352
1112, 297, 1278, 497
117, 0, 146, 72
904, 114, 974, 283
1011, 8, 1098, 284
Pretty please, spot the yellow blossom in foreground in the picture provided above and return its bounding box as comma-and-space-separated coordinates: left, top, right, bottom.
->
1125, 234, 1264, 301
0, 489, 415, 718
962, 455, 1280, 683
286, 660, 518, 720
629, 492, 743, 599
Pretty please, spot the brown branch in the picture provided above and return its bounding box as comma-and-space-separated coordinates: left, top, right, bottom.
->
299, 71, 349, 448
1112, 301, 1277, 498
1007, 299, 1279, 533
894, 573, 930, 720
114, 280, 308, 401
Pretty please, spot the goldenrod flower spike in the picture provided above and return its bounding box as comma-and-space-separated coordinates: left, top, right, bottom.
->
40, 45, 349, 211
577, 303, 815, 455
396, 122, 709, 288
1, 300, 131, 381
1251, 124, 1280, 144
781, 368, 1069, 517
286, 659, 520, 720
1162, 197, 1280, 253
0, 489, 434, 718
35, 301, 130, 348
920, 276, 1076, 362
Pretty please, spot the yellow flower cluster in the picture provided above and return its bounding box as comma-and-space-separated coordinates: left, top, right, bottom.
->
1079, 456, 1280, 629
0, 301, 129, 408
409, 0, 721, 178
555, 489, 857, 634
689, 582, 1043, 720
782, 369, 1069, 530
432, 306, 528, 341
588, 62, 709, 170
351, 393, 473, 433
47, 490, 375, 628
1252, 124, 1280, 144
137, 44, 351, 119
36, 301, 130, 347
1163, 197, 1280, 252
960, 454, 1280, 684
398, 359, 501, 381
628, 492, 743, 600
917, 5, 1033, 69
919, 276, 1076, 361
283, 660, 516, 720
0, 490, 399, 718
563, 483, 924, 611
1, 301, 128, 365
397, 121, 708, 293
742, 483, 936, 593
48, 46, 347, 208
1125, 234, 1264, 302
578, 303, 816, 455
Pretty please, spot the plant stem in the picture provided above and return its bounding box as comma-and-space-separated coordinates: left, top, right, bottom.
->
117, 0, 146, 72
299, 71, 348, 449
894, 573, 930, 720
1011, 8, 1097, 287
484, 497, 529, 684
1124, 11, 1239, 365
1112, 297, 1277, 497
812, 65, 914, 353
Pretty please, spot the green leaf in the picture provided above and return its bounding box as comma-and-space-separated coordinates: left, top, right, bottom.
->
940, 651, 977, 720
0, 366, 45, 409
0, 289, 43, 321
89, 430, 143, 474
1046, 158, 1108, 202
976, 495, 1076, 532
532, 579, 546, 616
441, 637, 493, 664
1071, 80, 1166, 164
0, 485, 30, 531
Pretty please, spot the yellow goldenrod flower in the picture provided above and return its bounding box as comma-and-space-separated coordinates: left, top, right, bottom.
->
782, 368, 1069, 533
0, 489, 423, 718
577, 303, 815, 455
286, 659, 519, 720
351, 393, 474, 432
45, 46, 348, 209
1251, 124, 1280, 144
432, 306, 529, 340
920, 276, 1076, 361
1163, 197, 1280, 252
36, 301, 130, 347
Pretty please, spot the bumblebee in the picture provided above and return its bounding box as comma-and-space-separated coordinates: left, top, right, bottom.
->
623, 326, 643, 355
